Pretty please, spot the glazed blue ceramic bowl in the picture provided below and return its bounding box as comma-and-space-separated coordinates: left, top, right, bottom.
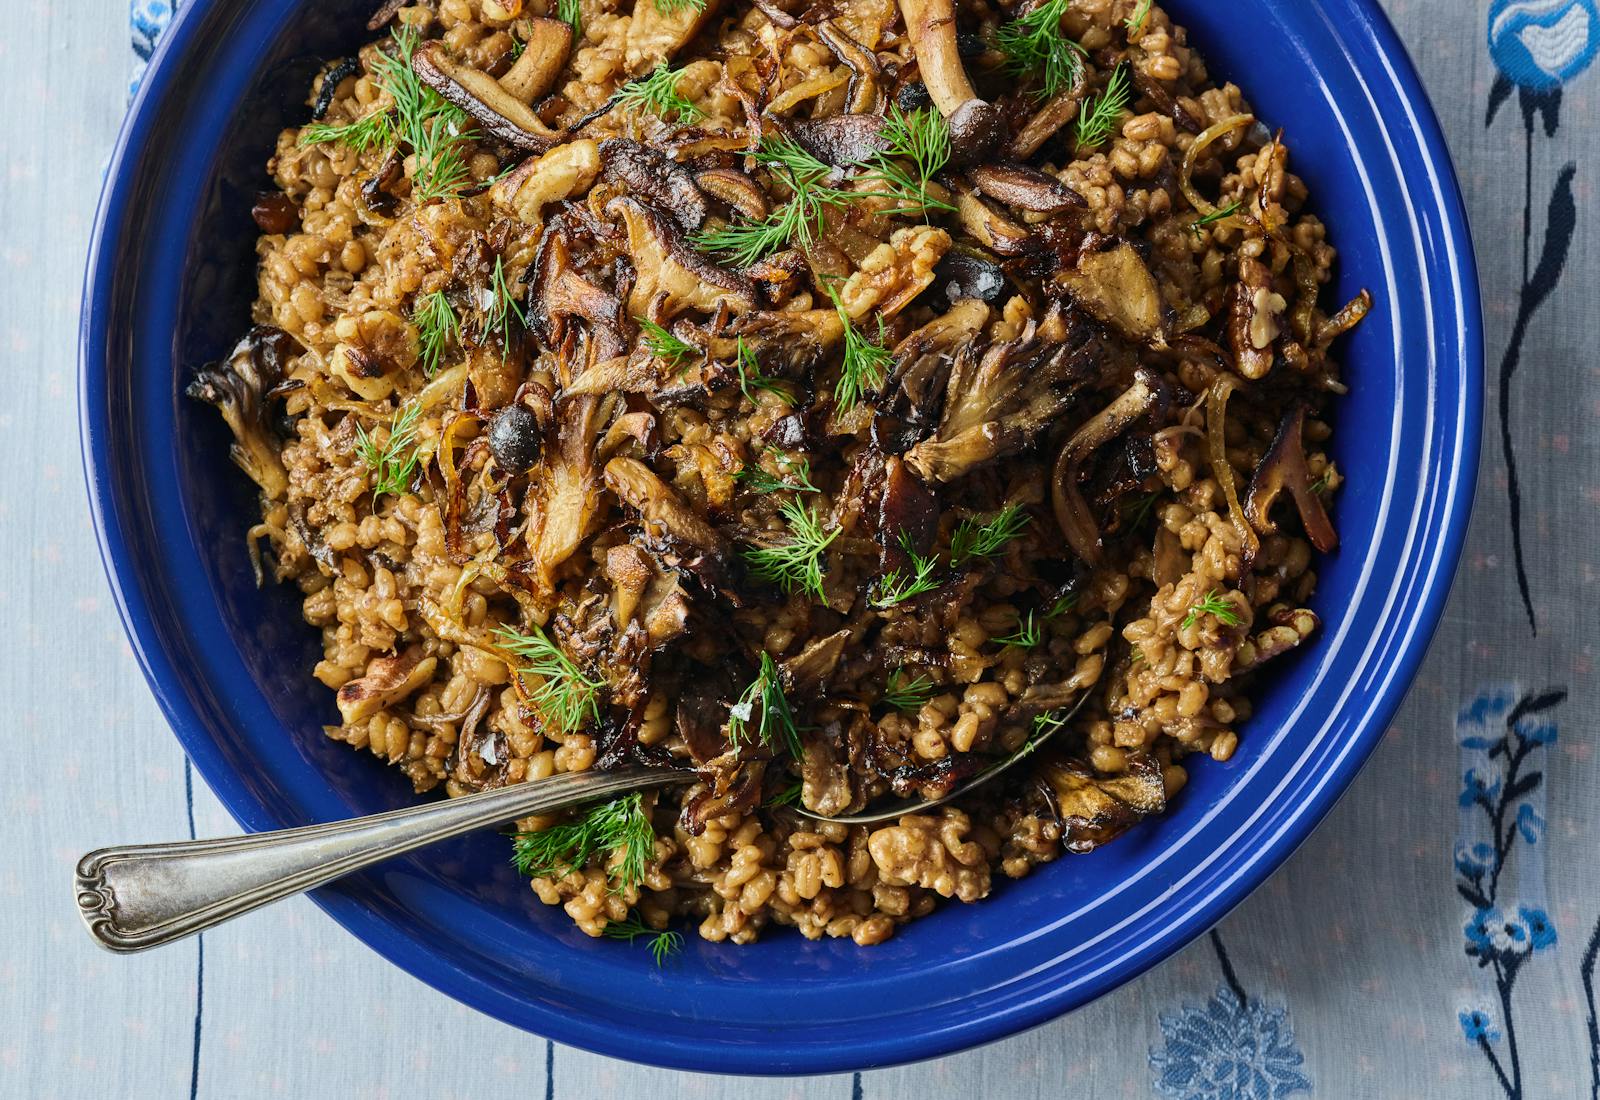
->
80, 0, 1480, 1075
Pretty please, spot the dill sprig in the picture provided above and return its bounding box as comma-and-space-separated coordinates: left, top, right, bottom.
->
355, 401, 425, 503
1122, 490, 1162, 532
412, 290, 460, 378
882, 669, 935, 713
1046, 591, 1080, 619
691, 136, 850, 267
302, 110, 394, 154
615, 63, 705, 124
742, 496, 839, 601
767, 780, 804, 808
636, 317, 699, 369
483, 256, 526, 357
734, 338, 793, 404
1125, 0, 1154, 31
654, 0, 708, 13
511, 793, 654, 892
949, 503, 1031, 567
410, 110, 476, 203
493, 623, 604, 733
858, 105, 956, 217
1309, 469, 1333, 495
603, 912, 683, 965
1180, 589, 1244, 631
822, 283, 892, 412
557, 0, 583, 39
995, 610, 1043, 650
1190, 199, 1241, 237
738, 450, 819, 495
873, 538, 940, 608
1075, 63, 1133, 150
996, 0, 1088, 98
727, 652, 804, 758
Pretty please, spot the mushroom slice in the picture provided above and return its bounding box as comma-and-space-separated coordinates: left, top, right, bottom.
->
1244, 404, 1337, 552
1007, 73, 1090, 161
527, 395, 606, 589
1040, 752, 1165, 854
1055, 241, 1169, 347
952, 182, 1035, 257
527, 227, 628, 371
896, 0, 1004, 164
970, 163, 1085, 214
790, 114, 891, 169
185, 328, 298, 501
814, 19, 886, 115
600, 139, 707, 232
491, 139, 601, 227
779, 629, 853, 696
693, 168, 769, 219
336, 648, 439, 725
412, 41, 562, 151
624, 0, 722, 75
1050, 370, 1162, 563
610, 196, 755, 320
498, 18, 572, 104
604, 457, 729, 553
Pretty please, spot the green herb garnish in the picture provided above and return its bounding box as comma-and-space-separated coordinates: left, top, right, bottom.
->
603, 913, 682, 965
1122, 491, 1162, 532
355, 401, 424, 503
949, 503, 1031, 567
1046, 591, 1080, 619
302, 110, 394, 154
882, 669, 935, 713
557, 0, 583, 40
493, 623, 604, 733
727, 652, 804, 758
636, 317, 699, 369
1190, 200, 1241, 237
734, 337, 793, 404
615, 63, 705, 124
691, 136, 851, 267
654, 0, 708, 14
873, 538, 940, 608
821, 284, 892, 413
1180, 589, 1244, 632
996, 0, 1088, 98
767, 781, 804, 808
1126, 0, 1154, 32
483, 255, 526, 357
412, 290, 460, 378
858, 105, 956, 218
512, 793, 654, 892
995, 610, 1043, 650
1310, 469, 1333, 495
742, 496, 839, 602
1075, 63, 1133, 150
738, 451, 820, 495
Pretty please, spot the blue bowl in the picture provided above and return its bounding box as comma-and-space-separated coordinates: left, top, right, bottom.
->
80, 0, 1481, 1075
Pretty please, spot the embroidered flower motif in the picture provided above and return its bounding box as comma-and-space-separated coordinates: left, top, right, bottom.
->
1459, 768, 1502, 809
1515, 802, 1545, 843
1489, 0, 1600, 90
1454, 841, 1495, 878
1150, 987, 1312, 1100
1459, 1008, 1501, 1045
1520, 905, 1557, 950
1464, 908, 1496, 952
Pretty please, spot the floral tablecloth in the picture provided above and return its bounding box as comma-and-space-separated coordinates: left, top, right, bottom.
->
6, 0, 1598, 1096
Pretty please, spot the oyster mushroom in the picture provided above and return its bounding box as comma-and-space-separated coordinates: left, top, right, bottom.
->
1040, 752, 1166, 854
1050, 369, 1162, 563
815, 19, 885, 114
526, 225, 628, 373
624, 0, 723, 75
497, 18, 572, 104
952, 181, 1035, 256
609, 196, 755, 319
600, 139, 708, 231
336, 648, 439, 725
1055, 240, 1170, 347
412, 40, 562, 151
184, 327, 300, 501
491, 138, 601, 227
969, 162, 1085, 214
896, 0, 1005, 164
1244, 403, 1338, 553
603, 457, 729, 554
693, 168, 770, 219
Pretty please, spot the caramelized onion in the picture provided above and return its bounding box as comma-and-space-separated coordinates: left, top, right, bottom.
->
1179, 113, 1253, 219
1204, 375, 1260, 567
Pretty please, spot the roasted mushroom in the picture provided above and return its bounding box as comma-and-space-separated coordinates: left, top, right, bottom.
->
185, 328, 300, 500
412, 41, 562, 150
610, 196, 755, 319
895, 0, 1005, 164
1244, 403, 1337, 552
497, 18, 572, 104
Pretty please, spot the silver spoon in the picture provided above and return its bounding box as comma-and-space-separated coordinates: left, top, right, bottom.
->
75, 689, 1090, 952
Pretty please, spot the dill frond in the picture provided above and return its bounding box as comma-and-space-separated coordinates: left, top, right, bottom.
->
511, 793, 654, 892
412, 290, 460, 378
493, 623, 604, 733
767, 781, 803, 807
483, 256, 526, 357
738, 451, 819, 495
556, 0, 583, 39
822, 283, 892, 412
995, 610, 1042, 650
1046, 591, 1079, 619
1189, 199, 1242, 237
882, 669, 935, 713
727, 652, 804, 758
636, 317, 698, 369
949, 503, 1031, 567
302, 110, 395, 154
691, 135, 850, 266
654, 0, 708, 13
1121, 491, 1162, 532
742, 496, 839, 602
873, 538, 940, 608
355, 401, 425, 503
734, 338, 794, 404
615, 63, 705, 124
1125, 0, 1154, 32
1180, 589, 1244, 631
858, 105, 956, 217
602, 912, 683, 965
996, 0, 1088, 98
1075, 63, 1133, 150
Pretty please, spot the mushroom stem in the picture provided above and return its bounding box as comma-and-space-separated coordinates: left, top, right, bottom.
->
498, 18, 573, 103
896, 0, 1004, 164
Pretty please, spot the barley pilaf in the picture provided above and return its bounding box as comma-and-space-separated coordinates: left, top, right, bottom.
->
191, 0, 1371, 951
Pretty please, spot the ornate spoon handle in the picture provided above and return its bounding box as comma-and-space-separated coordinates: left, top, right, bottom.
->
74, 766, 685, 953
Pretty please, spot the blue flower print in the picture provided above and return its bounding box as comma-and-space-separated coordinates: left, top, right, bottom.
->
1465, 908, 1496, 952
1519, 906, 1557, 950
1460, 1008, 1501, 1045
1515, 803, 1544, 844
1460, 768, 1502, 809
1150, 987, 1312, 1100
1489, 0, 1600, 90
1455, 841, 1494, 878
1514, 716, 1557, 745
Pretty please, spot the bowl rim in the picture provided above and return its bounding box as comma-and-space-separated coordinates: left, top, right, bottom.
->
80, 0, 1482, 1074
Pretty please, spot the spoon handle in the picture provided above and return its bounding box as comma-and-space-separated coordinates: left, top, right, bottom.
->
74, 766, 682, 953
